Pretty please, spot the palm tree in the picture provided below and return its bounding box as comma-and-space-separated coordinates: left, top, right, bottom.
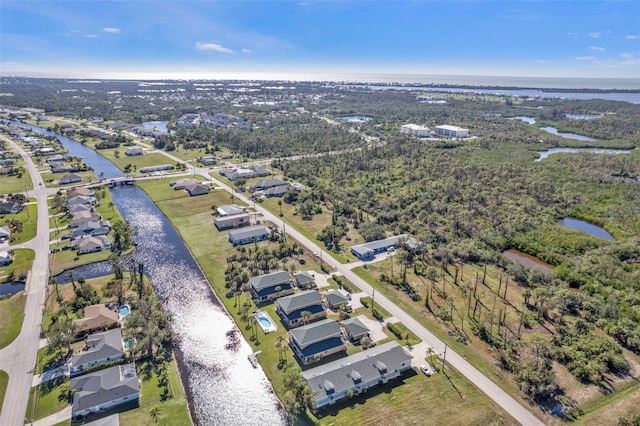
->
149, 406, 161, 423
301, 310, 312, 326
426, 347, 435, 368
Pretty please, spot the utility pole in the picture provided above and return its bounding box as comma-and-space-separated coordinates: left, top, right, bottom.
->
442, 344, 448, 373
372, 288, 375, 313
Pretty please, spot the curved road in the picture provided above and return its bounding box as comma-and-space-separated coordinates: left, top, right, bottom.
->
0, 135, 55, 426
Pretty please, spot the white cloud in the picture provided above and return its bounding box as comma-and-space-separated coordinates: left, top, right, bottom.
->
85, 34, 98, 38
589, 32, 601, 38
626, 35, 639, 39
589, 46, 605, 51
241, 48, 252, 54
575, 56, 596, 61
592, 52, 640, 68
103, 27, 120, 34
195, 42, 234, 54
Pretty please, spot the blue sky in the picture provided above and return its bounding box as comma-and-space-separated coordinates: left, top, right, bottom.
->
1, 1, 639, 80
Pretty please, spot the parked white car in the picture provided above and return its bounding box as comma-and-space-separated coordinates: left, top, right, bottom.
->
420, 364, 433, 376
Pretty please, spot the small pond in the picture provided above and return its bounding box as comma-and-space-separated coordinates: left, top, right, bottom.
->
0, 282, 26, 297
503, 249, 554, 274
339, 115, 372, 123
534, 147, 633, 162
509, 116, 536, 124
141, 120, 171, 133
558, 218, 616, 241
540, 126, 597, 142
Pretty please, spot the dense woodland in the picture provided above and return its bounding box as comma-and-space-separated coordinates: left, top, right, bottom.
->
2, 77, 640, 419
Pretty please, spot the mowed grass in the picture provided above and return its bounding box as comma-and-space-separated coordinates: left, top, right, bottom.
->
0, 293, 26, 349
137, 179, 520, 426
2, 202, 38, 245
0, 370, 8, 415
25, 377, 70, 422
0, 171, 33, 194
89, 144, 179, 174
0, 248, 35, 282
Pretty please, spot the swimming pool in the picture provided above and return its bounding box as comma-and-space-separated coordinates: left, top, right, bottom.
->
255, 311, 277, 334
118, 305, 130, 317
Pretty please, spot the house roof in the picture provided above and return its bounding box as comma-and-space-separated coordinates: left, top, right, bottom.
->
298, 336, 345, 359
216, 205, 245, 216
276, 290, 323, 313
264, 185, 291, 197
75, 304, 119, 333
340, 317, 369, 337
293, 271, 315, 286
351, 234, 407, 256
185, 182, 210, 195
250, 271, 291, 291
70, 328, 123, 368
250, 178, 286, 189
214, 213, 250, 226
289, 319, 341, 347
324, 290, 349, 306
228, 225, 268, 241
70, 364, 139, 413
281, 304, 325, 322
72, 236, 109, 251
302, 341, 413, 401
67, 188, 94, 198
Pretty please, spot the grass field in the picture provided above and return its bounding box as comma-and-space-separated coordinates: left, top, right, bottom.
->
0, 370, 8, 415
0, 248, 35, 282
0, 170, 33, 195
0, 293, 26, 349
25, 377, 70, 422
2, 202, 38, 245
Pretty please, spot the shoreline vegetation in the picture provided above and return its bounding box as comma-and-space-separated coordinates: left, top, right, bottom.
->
1, 76, 639, 425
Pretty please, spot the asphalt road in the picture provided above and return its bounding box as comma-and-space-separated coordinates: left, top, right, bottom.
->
0, 136, 56, 426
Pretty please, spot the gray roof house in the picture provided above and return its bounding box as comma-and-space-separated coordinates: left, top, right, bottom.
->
249, 270, 294, 302
323, 290, 350, 310
0, 225, 10, 242
302, 341, 413, 409
214, 212, 250, 231
340, 317, 370, 343
69, 212, 102, 228
70, 328, 124, 375
293, 271, 316, 289
228, 225, 269, 245
70, 364, 140, 419
67, 195, 96, 207
70, 221, 111, 240
216, 205, 245, 217
276, 290, 326, 329
350, 234, 408, 260
72, 236, 111, 255
264, 185, 291, 198
288, 319, 346, 365
250, 178, 287, 191
184, 181, 210, 196
125, 146, 144, 156
60, 173, 83, 185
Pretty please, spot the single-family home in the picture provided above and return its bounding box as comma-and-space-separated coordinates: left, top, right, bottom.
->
302, 341, 413, 409
70, 328, 124, 376
184, 182, 210, 196
0, 167, 10, 175
139, 164, 174, 173
52, 164, 76, 174
125, 147, 144, 156
214, 213, 250, 231
170, 179, 197, 190
0, 251, 12, 266
323, 290, 350, 311
250, 178, 287, 191
60, 173, 83, 185
68, 204, 94, 215
70, 363, 140, 419
350, 234, 408, 261
72, 236, 111, 255
293, 271, 316, 289
340, 317, 370, 343
0, 202, 22, 214
264, 185, 291, 198
216, 205, 245, 217
45, 154, 67, 164
67, 195, 96, 207
69, 212, 102, 228
288, 319, 346, 365
0, 225, 10, 242
74, 304, 120, 335
249, 270, 294, 302
70, 221, 111, 240
228, 225, 269, 245
276, 290, 327, 329
67, 187, 95, 198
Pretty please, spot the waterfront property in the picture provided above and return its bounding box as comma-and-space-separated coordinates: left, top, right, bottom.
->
139, 164, 174, 173
276, 290, 326, 328
72, 235, 112, 255
70, 328, 124, 376
323, 289, 350, 310
70, 363, 140, 419
288, 318, 346, 365
435, 125, 469, 138
69, 211, 102, 228
249, 270, 295, 302
124, 146, 144, 156
60, 173, 83, 184
74, 304, 120, 335
214, 212, 250, 231
351, 234, 407, 260
69, 220, 111, 240
228, 225, 269, 245
400, 124, 431, 137
302, 341, 413, 409
254, 311, 278, 333
170, 178, 198, 190
184, 181, 210, 196
340, 317, 370, 343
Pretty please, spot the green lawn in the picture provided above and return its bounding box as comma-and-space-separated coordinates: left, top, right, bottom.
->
25, 377, 70, 422
90, 144, 180, 174
0, 370, 8, 415
0, 248, 35, 282
2, 202, 38, 245
0, 293, 26, 349
0, 165, 33, 195
43, 170, 97, 189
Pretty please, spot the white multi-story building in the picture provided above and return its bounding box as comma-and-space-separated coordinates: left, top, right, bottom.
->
400, 124, 431, 138
435, 125, 469, 138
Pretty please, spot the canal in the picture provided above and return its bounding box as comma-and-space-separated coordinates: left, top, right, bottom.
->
5, 120, 288, 425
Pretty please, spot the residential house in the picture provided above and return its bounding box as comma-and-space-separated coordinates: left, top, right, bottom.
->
0, 225, 10, 242
216, 205, 245, 217
52, 164, 76, 174
170, 179, 197, 190
264, 185, 291, 198
323, 290, 350, 311
66, 195, 96, 207
139, 164, 174, 173
250, 178, 287, 191
293, 271, 316, 289
302, 341, 413, 409
276, 290, 326, 329
249, 270, 294, 302
288, 319, 346, 365
67, 187, 95, 198
70, 328, 124, 376
72, 236, 111, 255
350, 234, 408, 260
124, 147, 144, 156
68, 204, 94, 215
60, 173, 83, 185
214, 213, 250, 231
69, 212, 102, 228
0, 167, 10, 175
74, 304, 119, 335
340, 317, 370, 343
184, 181, 210, 196
70, 364, 140, 419
228, 225, 269, 245
0, 202, 22, 214
46, 154, 67, 164
0, 251, 12, 266
198, 156, 217, 166
69, 221, 111, 240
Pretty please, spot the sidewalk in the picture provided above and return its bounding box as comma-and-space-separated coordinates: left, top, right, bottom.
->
29, 406, 71, 426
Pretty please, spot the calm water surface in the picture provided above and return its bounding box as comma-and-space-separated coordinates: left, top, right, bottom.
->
558, 218, 616, 241
509, 116, 536, 124
539, 126, 597, 142
535, 147, 633, 162
503, 249, 554, 274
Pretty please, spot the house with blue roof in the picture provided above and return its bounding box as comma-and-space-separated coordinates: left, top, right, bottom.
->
288, 319, 346, 365
249, 270, 294, 302
276, 290, 326, 328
